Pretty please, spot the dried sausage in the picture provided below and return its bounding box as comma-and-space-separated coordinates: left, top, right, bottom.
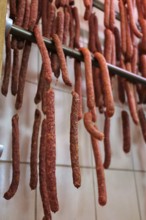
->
121, 110, 131, 153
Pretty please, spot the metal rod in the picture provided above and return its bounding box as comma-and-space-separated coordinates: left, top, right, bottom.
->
93, 0, 120, 21
9, 24, 146, 85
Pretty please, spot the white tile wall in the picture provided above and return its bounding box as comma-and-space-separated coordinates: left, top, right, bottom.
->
0, 0, 145, 220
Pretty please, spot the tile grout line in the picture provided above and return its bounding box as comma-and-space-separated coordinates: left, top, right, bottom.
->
131, 153, 142, 220
35, 188, 37, 220
1, 160, 146, 172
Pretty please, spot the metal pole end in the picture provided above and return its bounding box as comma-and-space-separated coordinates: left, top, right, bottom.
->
5, 17, 13, 37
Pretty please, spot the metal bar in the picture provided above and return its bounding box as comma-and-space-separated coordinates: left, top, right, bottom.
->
9, 24, 146, 85
93, 0, 120, 21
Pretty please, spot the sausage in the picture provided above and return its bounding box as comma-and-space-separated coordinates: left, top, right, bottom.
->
11, 49, 19, 96
88, 13, 97, 53
94, 52, 115, 117
15, 41, 32, 110
125, 7, 134, 61
138, 107, 146, 142
109, 0, 115, 31
68, 6, 75, 48
104, 0, 110, 28
34, 66, 45, 104
9, 0, 17, 20
79, 47, 95, 109
4, 114, 20, 200
42, 0, 48, 36
30, 109, 41, 190
113, 27, 121, 63
121, 110, 131, 153
63, 9, 70, 45
34, 25, 52, 84
104, 29, 113, 63
119, 0, 127, 55
131, 46, 138, 74
91, 136, 107, 206
45, 89, 59, 213
70, 91, 81, 188
47, 3, 56, 39
111, 33, 116, 66
11, 0, 26, 49
126, 0, 142, 38
94, 14, 102, 54
52, 34, 72, 86
90, 107, 97, 123
103, 115, 111, 169
1, 35, 11, 96
92, 67, 104, 113
83, 0, 93, 20
28, 0, 38, 31
125, 62, 139, 124
72, 7, 80, 48
84, 112, 104, 140
39, 119, 52, 219
74, 60, 83, 120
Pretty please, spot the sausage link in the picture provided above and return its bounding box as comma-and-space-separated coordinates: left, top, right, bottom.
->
121, 110, 131, 153
28, 0, 38, 31
72, 7, 80, 48
34, 25, 52, 84
74, 60, 83, 120
92, 67, 104, 113
1, 35, 11, 96
79, 47, 95, 109
104, 29, 113, 63
84, 112, 104, 140
125, 62, 139, 124
119, 0, 127, 54
70, 91, 81, 188
30, 109, 42, 190
111, 32, 116, 66
9, 0, 17, 20
131, 46, 138, 74
47, 3, 56, 39
15, 41, 32, 110
68, 6, 75, 48
42, 0, 48, 36
91, 137, 107, 206
11, 49, 19, 96
63, 9, 70, 45
52, 34, 72, 86
138, 107, 146, 142
83, 0, 93, 20
126, 0, 142, 38
113, 27, 121, 62
34, 66, 45, 104
4, 114, 20, 200
88, 13, 96, 53
103, 115, 111, 169
109, 0, 115, 31
39, 119, 52, 219
94, 52, 115, 117
104, 0, 110, 28
45, 89, 59, 213
94, 14, 102, 54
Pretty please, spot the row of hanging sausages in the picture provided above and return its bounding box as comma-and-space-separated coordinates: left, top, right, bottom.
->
1, 0, 146, 219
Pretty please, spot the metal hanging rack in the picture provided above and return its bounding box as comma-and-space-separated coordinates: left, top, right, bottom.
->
6, 14, 146, 86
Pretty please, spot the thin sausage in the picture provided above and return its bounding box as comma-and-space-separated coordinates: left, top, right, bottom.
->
121, 110, 131, 153
91, 136, 107, 206
104, 29, 113, 63
72, 7, 80, 48
30, 109, 41, 190
63, 9, 70, 45
119, 0, 127, 54
103, 115, 111, 169
52, 34, 72, 86
70, 91, 81, 188
39, 119, 52, 219
84, 112, 104, 140
11, 49, 19, 96
4, 114, 20, 200
94, 52, 115, 117
138, 107, 146, 142
15, 41, 32, 110
28, 0, 38, 31
1, 35, 11, 96
45, 89, 59, 213
79, 47, 95, 109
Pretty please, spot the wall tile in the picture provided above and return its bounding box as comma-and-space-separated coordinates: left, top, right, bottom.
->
0, 163, 35, 220
135, 172, 146, 220
37, 167, 96, 220
95, 170, 140, 220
